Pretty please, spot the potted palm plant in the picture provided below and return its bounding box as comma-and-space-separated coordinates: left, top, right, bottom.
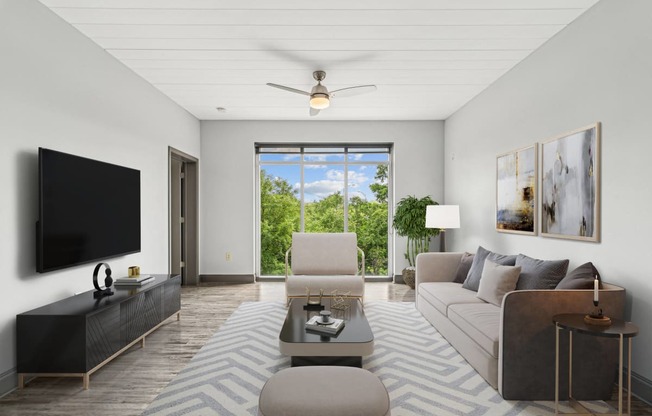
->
393, 195, 440, 288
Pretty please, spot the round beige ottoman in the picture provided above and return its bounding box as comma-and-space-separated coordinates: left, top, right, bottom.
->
258, 366, 391, 416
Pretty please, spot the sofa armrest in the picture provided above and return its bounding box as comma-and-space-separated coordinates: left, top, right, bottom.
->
415, 252, 464, 305
415, 252, 464, 285
499, 284, 625, 400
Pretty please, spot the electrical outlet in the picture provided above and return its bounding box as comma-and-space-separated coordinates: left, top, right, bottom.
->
225, 251, 232, 262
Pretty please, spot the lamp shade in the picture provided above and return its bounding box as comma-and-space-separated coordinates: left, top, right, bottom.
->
425, 205, 460, 229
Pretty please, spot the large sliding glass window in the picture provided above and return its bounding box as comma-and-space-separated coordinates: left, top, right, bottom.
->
256, 144, 392, 278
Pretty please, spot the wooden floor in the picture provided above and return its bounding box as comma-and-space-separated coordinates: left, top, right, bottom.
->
0, 281, 649, 415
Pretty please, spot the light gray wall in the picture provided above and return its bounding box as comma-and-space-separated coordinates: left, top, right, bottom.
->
0, 0, 200, 393
445, 0, 652, 392
200, 120, 444, 277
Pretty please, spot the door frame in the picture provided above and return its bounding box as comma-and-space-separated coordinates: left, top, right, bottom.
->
168, 147, 199, 285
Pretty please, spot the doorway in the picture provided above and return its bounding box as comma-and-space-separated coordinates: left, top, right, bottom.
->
169, 147, 199, 285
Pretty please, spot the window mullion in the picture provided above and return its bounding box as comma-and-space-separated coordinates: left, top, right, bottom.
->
300, 153, 305, 231
343, 160, 349, 232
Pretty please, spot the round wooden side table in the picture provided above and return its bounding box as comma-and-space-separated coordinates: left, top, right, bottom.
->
553, 313, 638, 416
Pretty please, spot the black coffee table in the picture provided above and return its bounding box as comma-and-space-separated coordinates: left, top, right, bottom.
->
279, 298, 374, 367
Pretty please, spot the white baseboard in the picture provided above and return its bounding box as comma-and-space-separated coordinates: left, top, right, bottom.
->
631, 369, 652, 406
200, 274, 255, 283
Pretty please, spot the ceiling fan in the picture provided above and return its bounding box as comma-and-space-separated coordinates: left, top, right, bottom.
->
266, 71, 377, 116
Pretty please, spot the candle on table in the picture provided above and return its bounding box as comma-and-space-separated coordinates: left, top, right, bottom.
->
593, 276, 599, 304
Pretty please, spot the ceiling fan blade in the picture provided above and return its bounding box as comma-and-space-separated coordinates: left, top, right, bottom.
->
266, 83, 310, 96
310, 107, 320, 117
330, 85, 377, 98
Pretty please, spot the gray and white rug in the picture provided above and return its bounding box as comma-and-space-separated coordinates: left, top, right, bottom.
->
143, 301, 613, 415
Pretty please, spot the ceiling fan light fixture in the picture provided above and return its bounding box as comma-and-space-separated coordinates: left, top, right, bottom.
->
310, 93, 330, 109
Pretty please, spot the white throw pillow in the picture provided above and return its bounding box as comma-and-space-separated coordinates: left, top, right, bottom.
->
476, 259, 521, 307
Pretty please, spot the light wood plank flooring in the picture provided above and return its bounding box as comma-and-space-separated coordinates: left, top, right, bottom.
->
0, 282, 649, 415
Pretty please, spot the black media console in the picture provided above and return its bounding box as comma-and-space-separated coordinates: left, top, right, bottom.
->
17, 274, 181, 389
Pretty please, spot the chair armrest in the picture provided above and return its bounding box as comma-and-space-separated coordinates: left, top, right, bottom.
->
499, 286, 626, 400
285, 246, 292, 282
357, 247, 365, 279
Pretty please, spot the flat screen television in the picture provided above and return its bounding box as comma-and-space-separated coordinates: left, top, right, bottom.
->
37, 148, 141, 273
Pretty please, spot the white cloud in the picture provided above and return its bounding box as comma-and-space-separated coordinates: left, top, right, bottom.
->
303, 180, 345, 199
303, 154, 328, 162
295, 169, 371, 201
325, 169, 368, 184
304, 164, 326, 169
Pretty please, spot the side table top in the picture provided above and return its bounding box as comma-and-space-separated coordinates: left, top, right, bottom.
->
553, 313, 638, 338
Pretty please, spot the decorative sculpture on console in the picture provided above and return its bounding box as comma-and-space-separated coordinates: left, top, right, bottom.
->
93, 262, 114, 299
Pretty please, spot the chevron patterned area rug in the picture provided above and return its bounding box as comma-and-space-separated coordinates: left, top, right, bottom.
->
143, 301, 613, 416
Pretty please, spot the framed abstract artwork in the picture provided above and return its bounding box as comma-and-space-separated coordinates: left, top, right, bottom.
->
541, 123, 601, 242
496, 144, 537, 235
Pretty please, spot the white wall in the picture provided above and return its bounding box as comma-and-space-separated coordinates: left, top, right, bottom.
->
445, 0, 652, 391
0, 0, 200, 392
200, 121, 444, 276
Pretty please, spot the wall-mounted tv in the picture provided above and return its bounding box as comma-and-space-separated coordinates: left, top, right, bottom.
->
37, 148, 141, 273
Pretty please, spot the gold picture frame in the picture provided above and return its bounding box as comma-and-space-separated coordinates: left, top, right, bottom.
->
496, 144, 538, 235
540, 123, 601, 242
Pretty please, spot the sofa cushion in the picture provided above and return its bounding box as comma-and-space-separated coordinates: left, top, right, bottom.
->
418, 282, 485, 316
463, 246, 517, 292
556, 262, 602, 290
514, 254, 569, 290
448, 303, 501, 358
477, 260, 521, 307
453, 252, 475, 283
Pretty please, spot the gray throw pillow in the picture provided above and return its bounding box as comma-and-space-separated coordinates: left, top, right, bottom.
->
477, 260, 522, 307
514, 254, 569, 290
453, 252, 475, 284
556, 262, 602, 289
463, 246, 517, 292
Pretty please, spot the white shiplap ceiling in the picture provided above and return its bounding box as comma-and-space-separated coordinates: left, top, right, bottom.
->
39, 0, 599, 120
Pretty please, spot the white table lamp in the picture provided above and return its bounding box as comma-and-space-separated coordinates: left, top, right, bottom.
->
425, 205, 460, 252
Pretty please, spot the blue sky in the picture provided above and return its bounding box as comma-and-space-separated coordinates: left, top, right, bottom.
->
260, 154, 387, 203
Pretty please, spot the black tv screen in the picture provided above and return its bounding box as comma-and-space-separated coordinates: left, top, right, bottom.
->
37, 148, 141, 273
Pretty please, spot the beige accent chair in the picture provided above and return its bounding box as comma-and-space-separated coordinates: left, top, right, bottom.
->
285, 232, 365, 305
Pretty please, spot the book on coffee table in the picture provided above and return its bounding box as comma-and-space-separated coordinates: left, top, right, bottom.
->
305, 316, 345, 335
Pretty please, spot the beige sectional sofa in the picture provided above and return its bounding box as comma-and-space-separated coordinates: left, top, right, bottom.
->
415, 252, 626, 400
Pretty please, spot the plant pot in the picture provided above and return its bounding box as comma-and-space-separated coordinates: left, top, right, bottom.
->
402, 267, 416, 289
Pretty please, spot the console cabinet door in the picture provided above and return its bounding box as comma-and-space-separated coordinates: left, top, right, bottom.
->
121, 286, 163, 344
164, 279, 181, 318
86, 304, 122, 370
17, 315, 86, 373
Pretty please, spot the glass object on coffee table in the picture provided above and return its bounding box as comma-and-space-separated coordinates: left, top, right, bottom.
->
331, 290, 351, 310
